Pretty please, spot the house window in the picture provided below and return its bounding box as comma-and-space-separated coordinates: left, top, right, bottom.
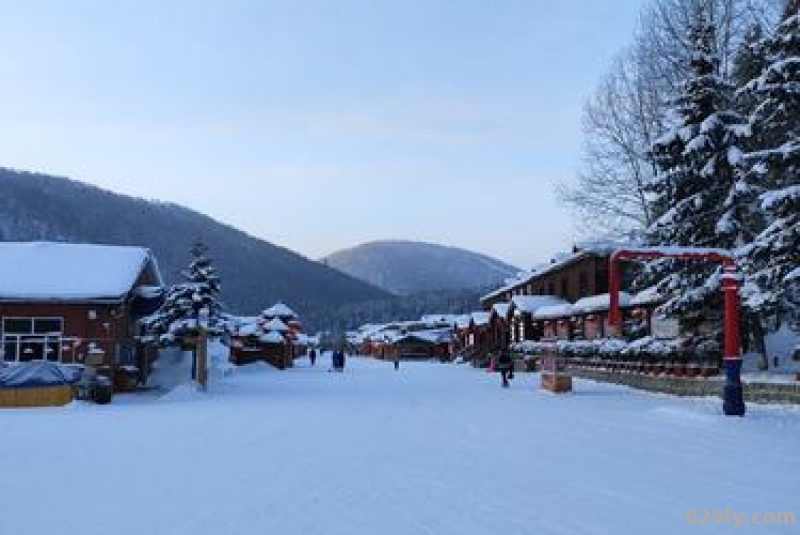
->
1, 317, 64, 363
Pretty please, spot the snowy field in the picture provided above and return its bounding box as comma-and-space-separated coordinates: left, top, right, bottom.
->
1, 355, 798, 535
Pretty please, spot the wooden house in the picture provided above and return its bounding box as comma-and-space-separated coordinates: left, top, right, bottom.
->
388, 329, 452, 361
228, 302, 306, 369
481, 247, 614, 310
468, 312, 492, 355
0, 242, 163, 388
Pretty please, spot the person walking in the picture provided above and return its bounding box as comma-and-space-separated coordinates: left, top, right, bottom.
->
309, 348, 317, 367
393, 354, 400, 371
497, 348, 513, 388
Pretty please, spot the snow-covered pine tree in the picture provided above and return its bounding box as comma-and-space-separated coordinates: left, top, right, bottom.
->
740, 0, 800, 326
183, 241, 222, 321
643, 2, 750, 333
144, 242, 223, 342
732, 21, 769, 111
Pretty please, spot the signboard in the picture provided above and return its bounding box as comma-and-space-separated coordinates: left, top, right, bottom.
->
652, 316, 680, 340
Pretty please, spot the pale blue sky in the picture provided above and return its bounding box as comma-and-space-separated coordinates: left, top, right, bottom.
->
0, 0, 645, 268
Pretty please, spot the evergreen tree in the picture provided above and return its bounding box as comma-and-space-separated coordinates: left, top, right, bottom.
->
644, 3, 750, 332
740, 0, 800, 325
145, 242, 223, 341
732, 22, 769, 102
183, 242, 223, 320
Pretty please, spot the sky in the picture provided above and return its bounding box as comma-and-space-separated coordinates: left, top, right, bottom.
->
0, 0, 646, 269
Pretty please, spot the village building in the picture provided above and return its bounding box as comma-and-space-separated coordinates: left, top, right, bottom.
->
508, 295, 569, 343
0, 242, 163, 386
352, 318, 456, 361
228, 302, 307, 369
480, 245, 615, 310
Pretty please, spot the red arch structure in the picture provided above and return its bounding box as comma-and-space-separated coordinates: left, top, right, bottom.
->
608, 247, 745, 416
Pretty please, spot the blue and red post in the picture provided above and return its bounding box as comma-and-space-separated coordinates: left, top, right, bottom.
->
722, 264, 745, 416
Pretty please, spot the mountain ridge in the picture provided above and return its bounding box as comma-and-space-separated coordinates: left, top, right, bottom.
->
0, 168, 392, 327
324, 239, 519, 295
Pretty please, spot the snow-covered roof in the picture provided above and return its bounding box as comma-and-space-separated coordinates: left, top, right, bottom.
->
260, 331, 286, 344
511, 295, 569, 314
393, 328, 452, 345
237, 322, 260, 336
492, 303, 511, 318
0, 241, 161, 301
612, 246, 733, 259
420, 314, 459, 324
471, 312, 490, 326
264, 318, 289, 332
573, 292, 633, 313
133, 285, 164, 299
455, 315, 473, 329
294, 333, 310, 345
533, 304, 576, 320
263, 302, 297, 319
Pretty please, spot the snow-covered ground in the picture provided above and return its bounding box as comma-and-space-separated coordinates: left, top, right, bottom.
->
1, 355, 798, 534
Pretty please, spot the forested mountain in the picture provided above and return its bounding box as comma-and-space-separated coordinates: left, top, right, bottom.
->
324, 240, 519, 295
0, 168, 392, 328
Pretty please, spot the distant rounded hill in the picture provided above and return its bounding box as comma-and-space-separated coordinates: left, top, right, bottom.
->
324, 240, 520, 295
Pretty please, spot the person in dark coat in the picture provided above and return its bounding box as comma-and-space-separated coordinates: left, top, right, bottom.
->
497, 349, 513, 388
309, 348, 317, 367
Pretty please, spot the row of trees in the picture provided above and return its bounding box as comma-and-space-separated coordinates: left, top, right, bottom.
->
558, 0, 799, 346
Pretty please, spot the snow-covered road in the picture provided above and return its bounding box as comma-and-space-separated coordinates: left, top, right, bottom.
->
1, 356, 798, 534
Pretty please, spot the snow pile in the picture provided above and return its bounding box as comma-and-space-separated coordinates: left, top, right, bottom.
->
263, 302, 297, 319
148, 338, 234, 394
574, 292, 633, 313
533, 303, 576, 319
511, 295, 568, 314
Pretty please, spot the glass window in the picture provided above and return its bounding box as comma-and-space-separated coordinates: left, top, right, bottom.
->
1, 317, 64, 362
19, 336, 44, 362
34, 318, 63, 334
4, 318, 33, 334
44, 340, 61, 362
2, 339, 18, 362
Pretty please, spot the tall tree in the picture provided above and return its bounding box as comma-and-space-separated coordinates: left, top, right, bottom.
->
739, 0, 800, 326
558, 0, 764, 239
644, 2, 750, 329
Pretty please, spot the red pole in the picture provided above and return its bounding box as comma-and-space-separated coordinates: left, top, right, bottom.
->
608, 254, 621, 329
722, 264, 740, 361
721, 263, 745, 416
